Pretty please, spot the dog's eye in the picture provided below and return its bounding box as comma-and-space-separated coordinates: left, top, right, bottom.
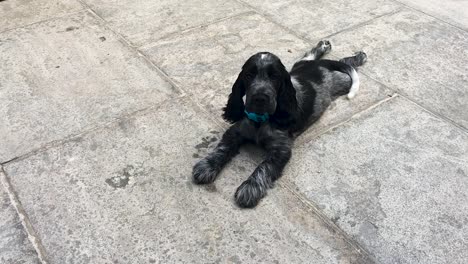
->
245, 73, 255, 80
269, 73, 281, 80
268, 69, 281, 80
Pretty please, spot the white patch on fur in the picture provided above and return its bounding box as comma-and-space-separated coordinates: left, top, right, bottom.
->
321, 42, 328, 50
291, 76, 302, 90
301, 52, 315, 61
347, 67, 360, 99
255, 166, 268, 191
261, 54, 268, 60
291, 76, 304, 112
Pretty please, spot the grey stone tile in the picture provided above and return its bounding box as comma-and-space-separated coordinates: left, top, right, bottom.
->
81, 0, 250, 47
242, 0, 401, 40
397, 0, 468, 30
0, 12, 176, 162
286, 96, 468, 264
4, 98, 371, 264
0, 0, 83, 32
329, 10, 468, 129
0, 177, 39, 264
143, 13, 392, 133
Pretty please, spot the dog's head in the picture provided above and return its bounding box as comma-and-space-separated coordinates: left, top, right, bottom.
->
222, 52, 298, 126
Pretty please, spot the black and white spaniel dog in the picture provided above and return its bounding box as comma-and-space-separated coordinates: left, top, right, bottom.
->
193, 40, 367, 208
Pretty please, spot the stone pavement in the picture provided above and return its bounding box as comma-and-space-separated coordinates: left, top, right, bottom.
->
0, 0, 467, 263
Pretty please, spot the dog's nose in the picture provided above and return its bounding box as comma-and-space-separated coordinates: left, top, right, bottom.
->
253, 94, 268, 105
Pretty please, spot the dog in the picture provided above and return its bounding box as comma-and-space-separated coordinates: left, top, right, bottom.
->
192, 40, 367, 208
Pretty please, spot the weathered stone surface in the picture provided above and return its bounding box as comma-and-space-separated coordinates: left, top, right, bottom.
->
2, 0, 467, 262
286, 96, 468, 264
329, 10, 468, 129
0, 12, 176, 162
81, 0, 250, 47
397, 0, 468, 30
3, 98, 371, 264
143, 13, 392, 133
243, 0, 401, 40
0, 0, 83, 32
0, 175, 39, 264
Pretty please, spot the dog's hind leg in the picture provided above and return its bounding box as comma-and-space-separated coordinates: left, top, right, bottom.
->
301, 40, 332, 61
339, 51, 367, 68
192, 124, 244, 184
335, 51, 367, 99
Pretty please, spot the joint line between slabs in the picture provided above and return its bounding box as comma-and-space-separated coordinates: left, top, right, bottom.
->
278, 180, 377, 263
0, 168, 49, 264
391, 0, 468, 33
77, 1, 229, 129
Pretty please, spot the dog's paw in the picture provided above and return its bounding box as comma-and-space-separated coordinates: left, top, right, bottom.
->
354, 51, 368, 66
317, 40, 332, 53
192, 159, 218, 184
234, 179, 266, 208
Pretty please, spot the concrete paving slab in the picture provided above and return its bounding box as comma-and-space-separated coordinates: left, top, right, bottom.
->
0, 177, 39, 264
81, 0, 250, 47
0, 0, 83, 32
285, 96, 468, 264
3, 98, 371, 263
396, 0, 468, 30
241, 0, 401, 41
0, 12, 176, 162
143, 13, 392, 132
328, 10, 468, 129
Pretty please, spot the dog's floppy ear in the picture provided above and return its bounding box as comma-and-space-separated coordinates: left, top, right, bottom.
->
222, 71, 246, 123
273, 67, 298, 127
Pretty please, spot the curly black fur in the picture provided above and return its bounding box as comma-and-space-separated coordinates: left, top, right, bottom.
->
193, 41, 367, 208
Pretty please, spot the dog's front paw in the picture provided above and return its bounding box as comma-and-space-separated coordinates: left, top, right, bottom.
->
192, 159, 219, 184
234, 179, 267, 208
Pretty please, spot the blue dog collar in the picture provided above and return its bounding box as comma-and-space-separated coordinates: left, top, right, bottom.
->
244, 110, 269, 123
